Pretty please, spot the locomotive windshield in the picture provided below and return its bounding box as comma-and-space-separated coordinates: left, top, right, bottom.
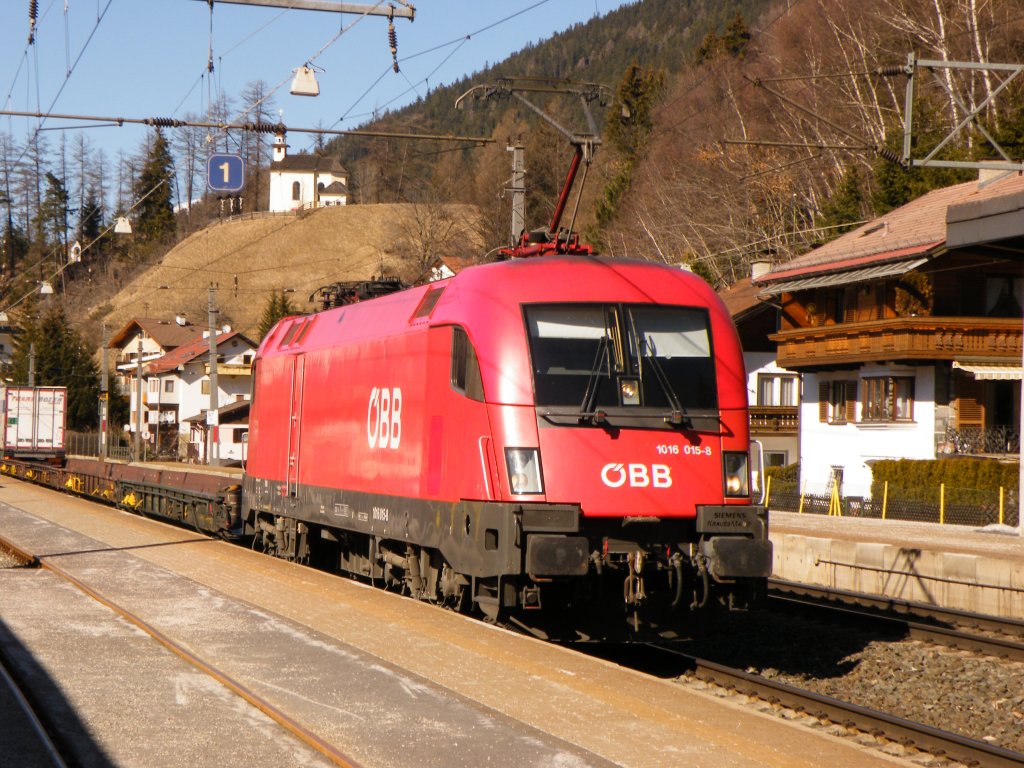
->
525, 304, 717, 420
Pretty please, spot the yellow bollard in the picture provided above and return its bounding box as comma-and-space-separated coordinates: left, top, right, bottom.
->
940, 483, 945, 525
882, 480, 888, 520
828, 478, 842, 517
765, 475, 772, 508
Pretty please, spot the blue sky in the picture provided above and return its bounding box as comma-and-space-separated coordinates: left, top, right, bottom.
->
1, 0, 632, 182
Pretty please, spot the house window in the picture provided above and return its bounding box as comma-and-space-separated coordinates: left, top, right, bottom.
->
201, 379, 210, 395
163, 379, 174, 394
149, 378, 159, 393
818, 380, 857, 424
757, 374, 798, 407
765, 451, 788, 468
862, 376, 914, 422
291, 181, 301, 201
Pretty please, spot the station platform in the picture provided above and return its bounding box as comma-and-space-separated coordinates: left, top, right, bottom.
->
769, 511, 1024, 618
0, 481, 910, 768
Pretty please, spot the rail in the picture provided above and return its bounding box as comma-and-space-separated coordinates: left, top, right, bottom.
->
655, 645, 1024, 768
768, 578, 1024, 662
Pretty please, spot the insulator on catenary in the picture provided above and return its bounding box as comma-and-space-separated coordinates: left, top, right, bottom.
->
876, 64, 909, 77
144, 117, 185, 128
28, 0, 38, 44
242, 122, 286, 134
876, 146, 903, 165
389, 21, 399, 73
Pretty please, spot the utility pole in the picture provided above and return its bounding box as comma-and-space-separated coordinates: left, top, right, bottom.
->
506, 142, 525, 246
208, 285, 220, 466
99, 323, 108, 461
135, 337, 143, 461
28, 343, 35, 386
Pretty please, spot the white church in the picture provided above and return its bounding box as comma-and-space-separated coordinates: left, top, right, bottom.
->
267, 132, 349, 213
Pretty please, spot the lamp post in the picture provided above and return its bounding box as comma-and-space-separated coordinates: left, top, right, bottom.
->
207, 285, 220, 466
99, 323, 108, 461
135, 337, 143, 461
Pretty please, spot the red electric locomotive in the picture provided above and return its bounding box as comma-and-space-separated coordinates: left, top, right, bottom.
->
243, 254, 771, 639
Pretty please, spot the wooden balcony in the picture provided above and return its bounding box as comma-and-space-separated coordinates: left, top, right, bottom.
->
749, 406, 799, 434
771, 316, 1023, 369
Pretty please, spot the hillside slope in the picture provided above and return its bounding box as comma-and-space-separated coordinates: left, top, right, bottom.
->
102, 204, 481, 339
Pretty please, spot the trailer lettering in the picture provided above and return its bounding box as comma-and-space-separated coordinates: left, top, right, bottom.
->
367, 387, 403, 449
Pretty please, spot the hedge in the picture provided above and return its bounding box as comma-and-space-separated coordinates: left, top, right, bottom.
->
869, 458, 1019, 504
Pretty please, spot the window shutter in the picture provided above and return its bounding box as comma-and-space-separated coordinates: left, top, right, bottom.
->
845, 380, 858, 422
956, 377, 985, 427
818, 382, 829, 422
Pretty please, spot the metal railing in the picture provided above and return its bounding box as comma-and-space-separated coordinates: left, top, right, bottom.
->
766, 478, 1020, 528
66, 431, 131, 461
940, 425, 1020, 455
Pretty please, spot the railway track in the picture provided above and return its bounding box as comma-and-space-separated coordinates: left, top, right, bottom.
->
0, 530, 359, 768
769, 578, 1024, 662
654, 645, 1024, 768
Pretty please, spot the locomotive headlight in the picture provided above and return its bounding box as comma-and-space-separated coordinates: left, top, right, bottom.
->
723, 451, 750, 498
505, 448, 544, 495
620, 378, 640, 406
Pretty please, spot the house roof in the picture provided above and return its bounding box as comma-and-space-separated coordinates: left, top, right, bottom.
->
438, 254, 477, 274
718, 277, 764, 321
108, 317, 199, 350
270, 153, 347, 174
319, 180, 348, 195
146, 330, 255, 375
182, 399, 250, 424
756, 172, 1024, 286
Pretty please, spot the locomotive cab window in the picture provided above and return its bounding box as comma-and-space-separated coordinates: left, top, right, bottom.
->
451, 327, 484, 401
524, 304, 717, 418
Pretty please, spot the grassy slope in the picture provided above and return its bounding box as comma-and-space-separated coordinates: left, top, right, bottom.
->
102, 204, 480, 339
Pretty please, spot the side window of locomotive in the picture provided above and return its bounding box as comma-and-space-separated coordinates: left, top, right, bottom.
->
451, 327, 484, 402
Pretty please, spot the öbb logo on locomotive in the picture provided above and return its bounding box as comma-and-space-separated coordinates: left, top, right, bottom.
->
367, 386, 402, 449
600, 463, 673, 488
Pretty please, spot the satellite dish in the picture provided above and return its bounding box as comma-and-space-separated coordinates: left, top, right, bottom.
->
290, 65, 320, 97
69, 241, 82, 264
114, 216, 132, 234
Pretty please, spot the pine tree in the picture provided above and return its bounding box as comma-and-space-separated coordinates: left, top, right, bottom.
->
257, 290, 297, 341
37, 172, 70, 251
817, 165, 866, 240
593, 63, 665, 237
79, 188, 104, 245
720, 12, 751, 58
134, 128, 176, 243
10, 305, 99, 430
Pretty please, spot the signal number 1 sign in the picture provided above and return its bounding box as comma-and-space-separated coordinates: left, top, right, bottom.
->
207, 153, 245, 193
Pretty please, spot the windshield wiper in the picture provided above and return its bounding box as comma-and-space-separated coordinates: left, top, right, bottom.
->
641, 339, 689, 427
579, 335, 610, 422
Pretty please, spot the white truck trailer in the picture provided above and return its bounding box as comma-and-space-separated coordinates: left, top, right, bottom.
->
3, 386, 67, 460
